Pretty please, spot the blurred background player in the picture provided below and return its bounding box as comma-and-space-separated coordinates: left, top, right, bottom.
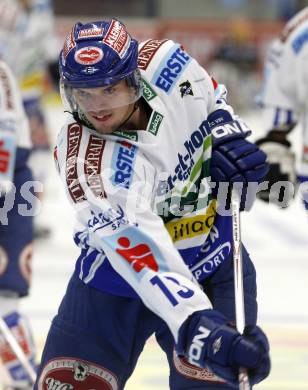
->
0, 60, 37, 389
0, 0, 59, 239
256, 6, 308, 209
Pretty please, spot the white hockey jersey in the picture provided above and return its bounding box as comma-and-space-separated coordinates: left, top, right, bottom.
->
0, 60, 31, 186
55, 40, 236, 340
259, 7, 308, 176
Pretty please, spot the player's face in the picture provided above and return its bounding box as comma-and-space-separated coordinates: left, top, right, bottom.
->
73, 81, 137, 134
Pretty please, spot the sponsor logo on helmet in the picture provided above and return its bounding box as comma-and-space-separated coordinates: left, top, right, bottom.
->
138, 39, 168, 70
37, 358, 118, 389
103, 19, 131, 58
63, 29, 76, 61
77, 27, 104, 40
74, 46, 103, 65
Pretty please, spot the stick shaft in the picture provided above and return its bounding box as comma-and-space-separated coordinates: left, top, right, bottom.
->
0, 316, 36, 384
231, 191, 251, 390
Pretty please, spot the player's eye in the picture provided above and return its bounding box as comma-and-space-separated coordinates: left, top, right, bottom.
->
75, 90, 90, 99
103, 86, 117, 95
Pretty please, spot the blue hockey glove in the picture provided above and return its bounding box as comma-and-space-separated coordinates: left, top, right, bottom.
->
209, 109, 269, 210
177, 309, 270, 388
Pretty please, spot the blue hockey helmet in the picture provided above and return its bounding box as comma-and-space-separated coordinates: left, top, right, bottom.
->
59, 19, 141, 90
59, 19, 143, 127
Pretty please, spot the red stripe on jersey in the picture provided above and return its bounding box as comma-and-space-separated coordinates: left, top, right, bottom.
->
211, 77, 218, 90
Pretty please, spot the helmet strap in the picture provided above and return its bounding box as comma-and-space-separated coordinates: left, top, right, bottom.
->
115, 101, 139, 131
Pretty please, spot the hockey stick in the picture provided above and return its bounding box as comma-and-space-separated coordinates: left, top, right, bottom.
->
231, 190, 251, 390
0, 316, 36, 385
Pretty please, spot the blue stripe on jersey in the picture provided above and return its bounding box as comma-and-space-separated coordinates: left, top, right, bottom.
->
75, 248, 138, 298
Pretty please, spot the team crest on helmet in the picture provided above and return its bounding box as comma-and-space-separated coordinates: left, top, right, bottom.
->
74, 47, 103, 65
81, 66, 100, 74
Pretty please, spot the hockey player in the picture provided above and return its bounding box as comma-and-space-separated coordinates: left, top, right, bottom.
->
256, 7, 308, 208
0, 60, 37, 388
0, 0, 60, 239
35, 19, 270, 389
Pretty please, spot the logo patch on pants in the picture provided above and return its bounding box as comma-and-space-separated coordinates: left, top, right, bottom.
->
173, 351, 226, 383
38, 358, 118, 389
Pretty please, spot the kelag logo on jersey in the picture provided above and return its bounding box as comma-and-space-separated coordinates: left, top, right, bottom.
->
152, 44, 191, 94
111, 141, 137, 188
